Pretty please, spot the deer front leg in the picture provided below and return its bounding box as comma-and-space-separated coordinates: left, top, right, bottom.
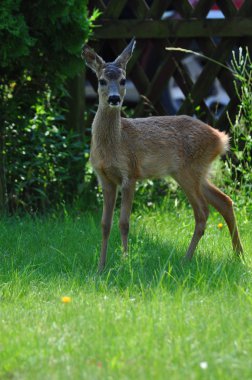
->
119, 179, 136, 255
99, 180, 117, 272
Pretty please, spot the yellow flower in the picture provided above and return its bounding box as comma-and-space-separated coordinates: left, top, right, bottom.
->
217, 223, 223, 229
61, 296, 72, 303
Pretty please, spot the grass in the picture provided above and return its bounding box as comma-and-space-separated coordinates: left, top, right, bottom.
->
0, 203, 252, 380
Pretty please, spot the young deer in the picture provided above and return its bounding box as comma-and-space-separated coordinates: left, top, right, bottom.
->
82, 39, 243, 271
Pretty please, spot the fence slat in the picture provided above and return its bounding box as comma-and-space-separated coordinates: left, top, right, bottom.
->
86, 0, 252, 132
103, 0, 128, 18
178, 39, 237, 114
217, 0, 237, 17
192, 0, 214, 18
149, 0, 173, 19
93, 19, 252, 38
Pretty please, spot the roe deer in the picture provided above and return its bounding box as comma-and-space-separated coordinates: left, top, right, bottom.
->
82, 38, 243, 271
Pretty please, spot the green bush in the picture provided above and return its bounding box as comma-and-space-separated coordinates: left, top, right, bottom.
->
225, 48, 252, 210
0, 0, 91, 86
0, 1, 99, 213
5, 91, 87, 212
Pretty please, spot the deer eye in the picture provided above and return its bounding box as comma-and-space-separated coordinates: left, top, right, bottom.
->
120, 78, 126, 86
99, 79, 107, 86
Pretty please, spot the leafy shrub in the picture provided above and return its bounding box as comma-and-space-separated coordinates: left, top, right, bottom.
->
0, 0, 92, 85
5, 91, 87, 212
0, 1, 100, 213
224, 48, 252, 210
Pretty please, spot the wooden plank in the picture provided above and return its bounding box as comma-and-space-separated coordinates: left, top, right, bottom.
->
103, 0, 128, 19
134, 39, 192, 116
145, 54, 176, 102
238, 0, 252, 15
172, 62, 215, 124
216, 0, 237, 17
192, 0, 214, 18
66, 72, 86, 137
129, 63, 150, 94
173, 0, 193, 18
147, 39, 191, 103
173, 63, 193, 97
215, 95, 240, 132
178, 39, 236, 114
196, 38, 236, 98
88, 0, 106, 12
93, 19, 252, 38
86, 0, 252, 131
149, 0, 173, 19
127, 0, 149, 19
217, 68, 236, 98
0, 134, 8, 213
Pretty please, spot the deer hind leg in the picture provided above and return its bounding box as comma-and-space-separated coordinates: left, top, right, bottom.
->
202, 180, 243, 255
99, 180, 117, 271
119, 179, 136, 255
174, 173, 209, 260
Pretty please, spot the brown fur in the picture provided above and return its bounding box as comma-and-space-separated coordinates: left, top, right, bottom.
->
82, 39, 243, 271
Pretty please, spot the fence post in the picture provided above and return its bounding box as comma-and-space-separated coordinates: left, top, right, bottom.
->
65, 69, 86, 197
66, 69, 86, 137
0, 128, 8, 214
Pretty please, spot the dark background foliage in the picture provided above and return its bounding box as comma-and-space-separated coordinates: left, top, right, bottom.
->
0, 0, 96, 213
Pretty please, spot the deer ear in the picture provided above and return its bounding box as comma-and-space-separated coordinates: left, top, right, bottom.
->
81, 45, 105, 74
114, 38, 136, 69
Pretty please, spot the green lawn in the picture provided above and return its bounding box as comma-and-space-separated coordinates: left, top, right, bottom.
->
0, 204, 251, 379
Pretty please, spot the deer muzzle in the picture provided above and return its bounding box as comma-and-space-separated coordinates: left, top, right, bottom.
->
108, 95, 121, 106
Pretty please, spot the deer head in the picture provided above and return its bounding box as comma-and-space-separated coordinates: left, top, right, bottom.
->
82, 39, 136, 108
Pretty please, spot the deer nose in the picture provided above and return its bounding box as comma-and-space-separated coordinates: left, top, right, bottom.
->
108, 95, 121, 106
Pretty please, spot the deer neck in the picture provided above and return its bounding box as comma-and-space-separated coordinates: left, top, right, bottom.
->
92, 104, 122, 148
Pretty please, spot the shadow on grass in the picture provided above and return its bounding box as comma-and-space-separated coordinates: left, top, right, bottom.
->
0, 214, 250, 295
96, 234, 250, 294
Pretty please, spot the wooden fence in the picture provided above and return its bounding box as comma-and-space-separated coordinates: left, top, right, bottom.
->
86, 0, 252, 131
